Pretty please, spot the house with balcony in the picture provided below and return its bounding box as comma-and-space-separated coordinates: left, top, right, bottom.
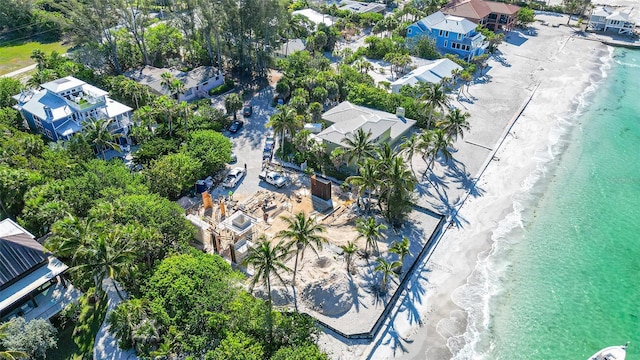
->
125, 65, 224, 101
12, 76, 132, 144
442, 0, 520, 31
0, 219, 81, 323
407, 11, 487, 61
588, 6, 636, 35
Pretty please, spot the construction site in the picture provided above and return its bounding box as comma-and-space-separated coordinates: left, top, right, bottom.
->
180, 169, 443, 335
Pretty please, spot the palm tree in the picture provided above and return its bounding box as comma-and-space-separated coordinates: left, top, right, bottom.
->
160, 72, 175, 97
27, 69, 57, 88
224, 93, 243, 121
389, 237, 411, 277
277, 211, 327, 286
438, 108, 471, 141
374, 258, 401, 293
420, 83, 449, 129
242, 239, 290, 335
169, 79, 186, 100
340, 241, 358, 275
73, 229, 136, 300
428, 128, 454, 170
47, 215, 101, 261
346, 158, 379, 213
378, 156, 416, 227
341, 128, 377, 171
400, 133, 420, 177
356, 217, 387, 256
83, 118, 122, 160
266, 105, 298, 156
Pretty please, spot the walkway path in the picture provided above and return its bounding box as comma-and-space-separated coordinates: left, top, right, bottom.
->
0, 64, 36, 78
93, 279, 138, 360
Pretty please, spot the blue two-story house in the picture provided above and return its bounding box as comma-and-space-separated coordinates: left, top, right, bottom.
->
12, 76, 133, 145
406, 11, 487, 62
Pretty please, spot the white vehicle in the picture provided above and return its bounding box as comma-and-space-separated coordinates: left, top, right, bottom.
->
222, 167, 246, 188
259, 170, 287, 188
588, 342, 628, 360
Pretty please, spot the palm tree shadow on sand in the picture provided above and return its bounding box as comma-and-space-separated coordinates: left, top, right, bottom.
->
446, 158, 485, 198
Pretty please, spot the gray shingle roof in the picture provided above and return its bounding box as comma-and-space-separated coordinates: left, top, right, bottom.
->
318, 101, 416, 146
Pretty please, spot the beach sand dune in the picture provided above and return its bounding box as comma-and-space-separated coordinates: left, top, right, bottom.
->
318, 13, 612, 360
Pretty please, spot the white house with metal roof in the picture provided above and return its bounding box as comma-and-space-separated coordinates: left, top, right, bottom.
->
407, 11, 487, 61
315, 101, 416, 154
339, 0, 385, 14
12, 76, 132, 144
0, 219, 81, 322
390, 58, 463, 93
125, 65, 224, 101
588, 6, 636, 34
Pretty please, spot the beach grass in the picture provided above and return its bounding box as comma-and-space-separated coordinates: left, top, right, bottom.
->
0, 40, 69, 76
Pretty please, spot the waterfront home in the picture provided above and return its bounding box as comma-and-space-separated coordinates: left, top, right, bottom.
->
390, 58, 463, 93
588, 6, 636, 35
12, 76, 132, 144
125, 65, 224, 101
407, 11, 487, 61
0, 219, 81, 322
316, 101, 416, 155
442, 0, 520, 31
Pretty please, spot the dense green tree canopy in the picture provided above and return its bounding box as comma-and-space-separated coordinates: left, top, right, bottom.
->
184, 130, 232, 177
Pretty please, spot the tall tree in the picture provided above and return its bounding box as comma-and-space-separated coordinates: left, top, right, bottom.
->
356, 217, 387, 256
341, 128, 377, 170
438, 108, 471, 141
242, 239, 290, 338
374, 258, 401, 293
266, 105, 298, 156
277, 211, 327, 286
83, 118, 122, 160
420, 83, 449, 129
400, 133, 420, 177
225, 93, 243, 121
346, 158, 379, 213
73, 228, 137, 300
340, 241, 358, 275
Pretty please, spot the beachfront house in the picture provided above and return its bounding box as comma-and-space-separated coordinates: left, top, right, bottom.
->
441, 0, 520, 31
0, 219, 81, 323
588, 6, 636, 35
390, 58, 463, 93
407, 11, 487, 61
315, 101, 416, 165
125, 65, 224, 101
12, 76, 133, 144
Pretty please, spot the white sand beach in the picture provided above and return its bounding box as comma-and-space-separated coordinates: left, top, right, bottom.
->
317, 13, 614, 359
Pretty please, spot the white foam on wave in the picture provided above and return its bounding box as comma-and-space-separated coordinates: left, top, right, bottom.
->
446, 46, 615, 360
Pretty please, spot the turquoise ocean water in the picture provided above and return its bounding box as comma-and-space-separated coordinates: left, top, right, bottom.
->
455, 48, 640, 359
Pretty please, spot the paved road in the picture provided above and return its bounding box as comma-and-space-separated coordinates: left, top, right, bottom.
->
209, 86, 279, 203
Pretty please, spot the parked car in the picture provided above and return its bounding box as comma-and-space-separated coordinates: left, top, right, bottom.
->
229, 152, 237, 163
243, 105, 253, 117
222, 167, 246, 188
229, 120, 243, 133
259, 171, 288, 188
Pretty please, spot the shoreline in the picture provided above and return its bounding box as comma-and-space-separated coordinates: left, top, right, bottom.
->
356, 14, 613, 360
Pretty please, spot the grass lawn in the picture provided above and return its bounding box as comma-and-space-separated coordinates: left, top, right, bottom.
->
0, 40, 70, 76
47, 293, 109, 360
